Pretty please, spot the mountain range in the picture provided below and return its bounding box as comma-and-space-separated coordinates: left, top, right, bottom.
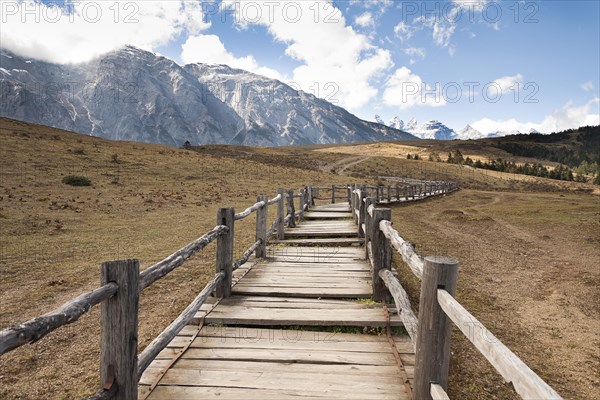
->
0, 46, 416, 147
384, 117, 543, 140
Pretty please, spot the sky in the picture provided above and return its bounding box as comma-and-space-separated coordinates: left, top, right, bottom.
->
1, 0, 599, 133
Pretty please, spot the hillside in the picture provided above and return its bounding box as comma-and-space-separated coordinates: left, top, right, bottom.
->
0, 117, 598, 399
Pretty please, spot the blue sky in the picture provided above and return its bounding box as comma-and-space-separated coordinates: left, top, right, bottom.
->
3, 0, 600, 133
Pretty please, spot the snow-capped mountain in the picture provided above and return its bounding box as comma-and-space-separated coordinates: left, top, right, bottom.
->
388, 116, 404, 130
454, 124, 483, 140
0, 46, 416, 146
408, 120, 456, 140
405, 117, 418, 132
384, 115, 543, 140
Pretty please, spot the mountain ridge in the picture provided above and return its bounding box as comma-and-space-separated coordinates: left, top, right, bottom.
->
0, 46, 416, 146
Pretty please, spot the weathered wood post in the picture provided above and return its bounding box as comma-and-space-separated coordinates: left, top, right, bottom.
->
375, 186, 380, 203
308, 185, 314, 206
364, 197, 375, 259
287, 189, 296, 228
331, 185, 336, 203
299, 189, 306, 221
100, 259, 139, 400
347, 185, 351, 204
387, 185, 391, 203
256, 195, 268, 258
216, 208, 234, 297
370, 208, 391, 302
357, 188, 367, 238
413, 256, 459, 400
276, 188, 285, 240
351, 186, 357, 223
396, 185, 400, 200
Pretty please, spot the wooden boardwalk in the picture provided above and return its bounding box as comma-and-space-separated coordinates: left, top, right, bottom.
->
139, 202, 414, 399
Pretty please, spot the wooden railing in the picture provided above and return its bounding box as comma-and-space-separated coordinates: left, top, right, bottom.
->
0, 186, 313, 400
1, 178, 563, 400
352, 181, 563, 400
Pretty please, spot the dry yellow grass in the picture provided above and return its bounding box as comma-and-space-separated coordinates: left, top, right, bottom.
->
1, 117, 598, 399
0, 118, 352, 399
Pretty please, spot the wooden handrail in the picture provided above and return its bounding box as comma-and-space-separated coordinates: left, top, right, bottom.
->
137, 271, 225, 378
355, 177, 562, 400
379, 220, 424, 280
138, 225, 228, 292
378, 269, 418, 349
430, 384, 450, 400
267, 193, 282, 205
234, 200, 266, 220
233, 240, 262, 271
437, 289, 563, 399
0, 283, 118, 356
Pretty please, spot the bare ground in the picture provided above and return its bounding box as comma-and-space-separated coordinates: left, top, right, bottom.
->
1, 117, 598, 399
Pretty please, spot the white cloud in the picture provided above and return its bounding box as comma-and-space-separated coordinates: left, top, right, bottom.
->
220, 0, 393, 110
393, 21, 414, 43
382, 67, 446, 109
403, 47, 426, 64
470, 98, 600, 133
355, 12, 374, 28
0, 0, 209, 64
181, 34, 283, 80
452, 0, 490, 12
415, 16, 455, 48
492, 73, 523, 92
580, 81, 595, 92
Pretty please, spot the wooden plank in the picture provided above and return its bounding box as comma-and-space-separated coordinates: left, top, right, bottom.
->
199, 305, 402, 326
167, 336, 411, 354
304, 212, 353, 219
269, 238, 364, 246
155, 368, 404, 393
144, 385, 405, 400
157, 347, 399, 365
145, 359, 402, 376
178, 325, 413, 344
230, 286, 371, 298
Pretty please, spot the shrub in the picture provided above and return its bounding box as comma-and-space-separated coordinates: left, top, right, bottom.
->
62, 175, 92, 187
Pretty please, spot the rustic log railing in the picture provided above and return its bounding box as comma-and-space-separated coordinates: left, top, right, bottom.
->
1, 178, 562, 400
0, 185, 311, 400
353, 181, 563, 400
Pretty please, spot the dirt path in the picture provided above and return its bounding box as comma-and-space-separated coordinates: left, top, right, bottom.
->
320, 155, 371, 175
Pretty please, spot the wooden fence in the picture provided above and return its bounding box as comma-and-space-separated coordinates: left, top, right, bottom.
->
0, 186, 312, 400
0, 180, 563, 400
351, 184, 563, 400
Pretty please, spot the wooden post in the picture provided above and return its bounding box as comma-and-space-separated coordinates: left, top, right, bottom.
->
298, 189, 305, 221
396, 185, 400, 200
331, 185, 336, 203
370, 208, 391, 302
308, 185, 315, 206
387, 185, 391, 203
413, 256, 459, 400
216, 208, 234, 297
100, 259, 139, 400
351, 186, 357, 223
357, 188, 366, 238
364, 197, 375, 259
276, 189, 285, 240
347, 185, 351, 204
376, 186, 380, 203
287, 189, 296, 228
256, 195, 268, 258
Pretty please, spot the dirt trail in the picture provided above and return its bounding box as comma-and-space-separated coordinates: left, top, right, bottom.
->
320, 155, 371, 175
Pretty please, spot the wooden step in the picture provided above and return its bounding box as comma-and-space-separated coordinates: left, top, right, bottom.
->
269, 238, 364, 246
